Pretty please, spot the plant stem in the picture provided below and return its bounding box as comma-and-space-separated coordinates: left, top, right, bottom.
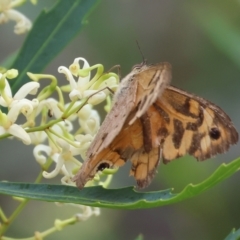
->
0, 199, 29, 236
0, 207, 7, 223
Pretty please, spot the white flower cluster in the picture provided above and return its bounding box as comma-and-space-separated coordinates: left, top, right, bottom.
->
0, 0, 119, 230
0, 69, 39, 144
0, 57, 118, 185
0, 57, 118, 220
0, 0, 32, 34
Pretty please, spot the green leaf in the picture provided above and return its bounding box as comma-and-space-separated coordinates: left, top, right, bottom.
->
10, 0, 101, 93
0, 157, 239, 209
225, 228, 240, 240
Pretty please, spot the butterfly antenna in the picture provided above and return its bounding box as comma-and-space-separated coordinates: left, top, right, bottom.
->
136, 40, 147, 64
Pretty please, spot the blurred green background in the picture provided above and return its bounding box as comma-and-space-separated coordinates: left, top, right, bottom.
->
1, 0, 240, 239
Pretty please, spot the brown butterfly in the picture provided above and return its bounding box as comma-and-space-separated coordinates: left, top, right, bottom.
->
73, 62, 239, 189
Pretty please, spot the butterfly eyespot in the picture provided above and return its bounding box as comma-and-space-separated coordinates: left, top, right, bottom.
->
209, 127, 221, 140
97, 162, 110, 172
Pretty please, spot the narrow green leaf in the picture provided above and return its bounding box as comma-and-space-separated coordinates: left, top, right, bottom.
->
0, 183, 174, 209
225, 228, 240, 240
10, 0, 101, 92
0, 158, 239, 209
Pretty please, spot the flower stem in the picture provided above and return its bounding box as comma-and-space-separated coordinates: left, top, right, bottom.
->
0, 207, 7, 222
0, 198, 29, 236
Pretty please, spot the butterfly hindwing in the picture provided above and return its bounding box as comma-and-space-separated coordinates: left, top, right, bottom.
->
127, 86, 238, 188
153, 86, 238, 162
130, 147, 161, 189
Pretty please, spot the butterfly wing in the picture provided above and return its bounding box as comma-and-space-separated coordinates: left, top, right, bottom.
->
129, 62, 172, 124
86, 62, 171, 157
73, 62, 172, 189
153, 86, 239, 162
127, 87, 238, 188
85, 70, 138, 159
74, 112, 162, 189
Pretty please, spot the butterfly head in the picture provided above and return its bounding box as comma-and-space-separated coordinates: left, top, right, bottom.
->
131, 60, 147, 71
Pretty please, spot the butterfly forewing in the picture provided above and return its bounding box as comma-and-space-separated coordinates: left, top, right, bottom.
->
130, 63, 171, 124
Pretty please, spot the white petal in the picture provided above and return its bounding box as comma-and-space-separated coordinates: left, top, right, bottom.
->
90, 92, 107, 105
0, 126, 6, 135
52, 120, 73, 136
45, 98, 62, 118
31, 98, 39, 108
0, 1, 11, 11
8, 100, 33, 122
36, 98, 62, 118
63, 120, 73, 132
14, 82, 40, 100
80, 109, 100, 135
29, 131, 47, 144
99, 76, 118, 92
33, 144, 51, 165
73, 58, 91, 84
51, 153, 60, 163
63, 160, 76, 177
75, 206, 93, 221
58, 66, 77, 89
73, 57, 90, 69
43, 155, 64, 179
92, 207, 100, 216
6, 9, 32, 34
69, 89, 82, 101
60, 167, 71, 179
86, 118, 99, 135
77, 76, 90, 87
0, 97, 7, 107
69, 144, 82, 156
3, 79, 12, 98
0, 13, 8, 23
61, 175, 75, 186
8, 124, 31, 145
83, 90, 106, 105
56, 138, 70, 152
81, 89, 97, 98
75, 133, 93, 143
77, 104, 92, 120
0, 79, 12, 107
